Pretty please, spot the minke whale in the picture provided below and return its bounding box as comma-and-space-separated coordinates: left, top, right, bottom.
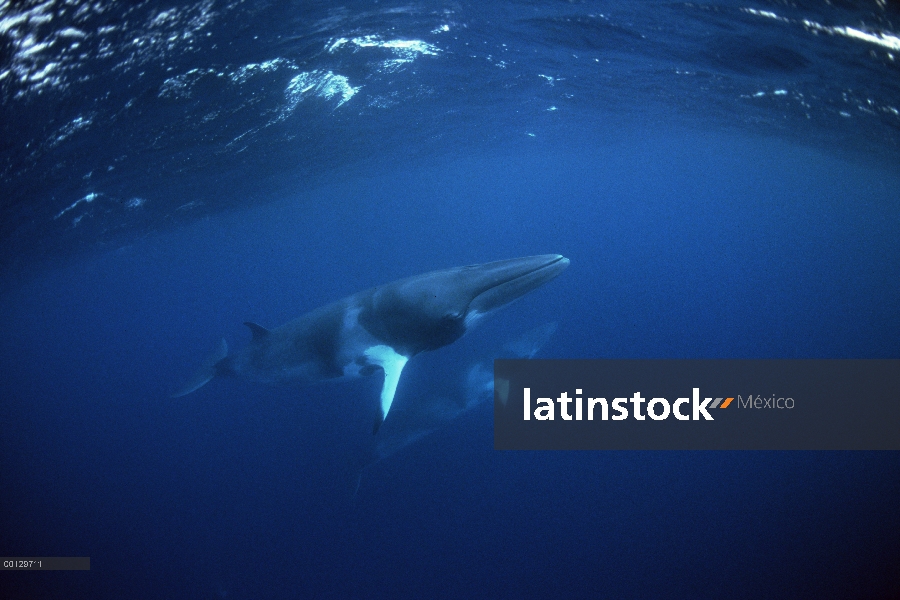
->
173, 255, 569, 434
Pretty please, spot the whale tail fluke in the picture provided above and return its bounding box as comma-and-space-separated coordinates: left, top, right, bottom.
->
171, 338, 228, 398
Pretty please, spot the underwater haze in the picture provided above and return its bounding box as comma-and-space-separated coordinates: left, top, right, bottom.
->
2, 0, 899, 598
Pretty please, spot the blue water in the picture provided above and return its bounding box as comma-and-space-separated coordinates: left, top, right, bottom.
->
2, 1, 899, 598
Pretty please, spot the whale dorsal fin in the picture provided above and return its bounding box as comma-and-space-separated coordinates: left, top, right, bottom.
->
243, 322, 270, 342
364, 345, 409, 434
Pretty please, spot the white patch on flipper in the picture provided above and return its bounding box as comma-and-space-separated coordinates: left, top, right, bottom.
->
464, 309, 484, 327
364, 345, 409, 421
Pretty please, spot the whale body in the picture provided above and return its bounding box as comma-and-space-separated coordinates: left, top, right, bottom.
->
173, 254, 569, 433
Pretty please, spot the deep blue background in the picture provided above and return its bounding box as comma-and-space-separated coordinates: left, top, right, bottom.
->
2, 0, 900, 597
2, 131, 899, 598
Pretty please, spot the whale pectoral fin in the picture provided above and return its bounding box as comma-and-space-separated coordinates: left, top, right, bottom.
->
363, 345, 409, 434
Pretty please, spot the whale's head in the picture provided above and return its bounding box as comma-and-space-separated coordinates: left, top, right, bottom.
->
359, 254, 569, 356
